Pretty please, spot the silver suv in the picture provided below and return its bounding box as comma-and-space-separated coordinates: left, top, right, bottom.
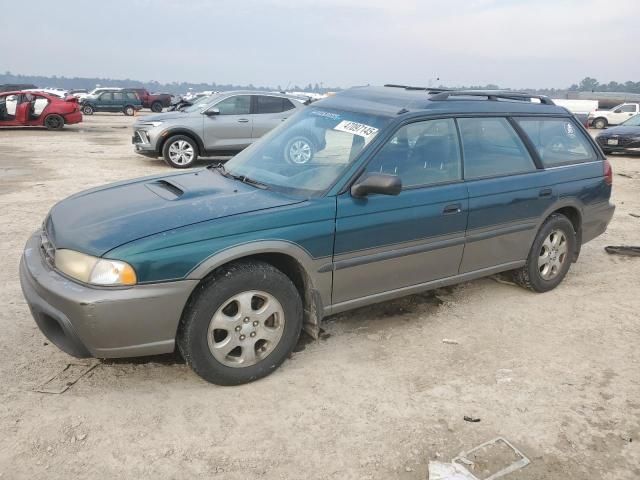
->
132, 91, 307, 168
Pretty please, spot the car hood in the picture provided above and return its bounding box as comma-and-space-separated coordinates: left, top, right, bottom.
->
598, 125, 640, 136
135, 111, 190, 124
46, 169, 304, 257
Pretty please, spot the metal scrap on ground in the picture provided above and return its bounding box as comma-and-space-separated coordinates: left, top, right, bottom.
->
605, 246, 640, 257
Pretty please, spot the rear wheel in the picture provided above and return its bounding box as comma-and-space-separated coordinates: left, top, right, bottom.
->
123, 105, 135, 116
593, 117, 607, 129
284, 135, 315, 164
177, 260, 303, 385
513, 214, 576, 292
82, 105, 94, 115
151, 101, 163, 113
44, 114, 64, 130
162, 135, 198, 168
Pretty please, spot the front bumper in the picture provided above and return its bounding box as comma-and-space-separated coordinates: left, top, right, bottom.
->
19, 232, 198, 358
132, 128, 160, 156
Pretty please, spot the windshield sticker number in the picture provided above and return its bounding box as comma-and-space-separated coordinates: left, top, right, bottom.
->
334, 120, 379, 138
310, 110, 341, 120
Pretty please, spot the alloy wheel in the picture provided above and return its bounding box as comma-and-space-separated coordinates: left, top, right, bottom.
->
538, 229, 568, 280
288, 139, 312, 164
168, 140, 195, 165
207, 291, 285, 368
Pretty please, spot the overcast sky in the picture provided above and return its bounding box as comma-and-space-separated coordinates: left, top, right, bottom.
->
1, 0, 638, 88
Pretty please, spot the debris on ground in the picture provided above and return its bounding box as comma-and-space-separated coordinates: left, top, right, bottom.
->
34, 362, 100, 394
428, 461, 476, 480
629, 213, 640, 218
463, 416, 481, 423
451, 437, 530, 480
605, 246, 640, 257
442, 339, 459, 345
616, 172, 634, 178
489, 275, 518, 287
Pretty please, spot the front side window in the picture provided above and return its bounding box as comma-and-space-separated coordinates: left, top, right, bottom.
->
458, 117, 535, 179
516, 117, 596, 167
224, 108, 390, 196
622, 114, 640, 126
619, 104, 636, 113
214, 95, 251, 115
256, 96, 285, 114
364, 118, 462, 188
100, 93, 113, 101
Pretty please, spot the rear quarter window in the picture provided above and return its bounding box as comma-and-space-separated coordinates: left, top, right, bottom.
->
515, 117, 596, 167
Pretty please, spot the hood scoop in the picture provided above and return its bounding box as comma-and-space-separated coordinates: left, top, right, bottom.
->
145, 179, 185, 200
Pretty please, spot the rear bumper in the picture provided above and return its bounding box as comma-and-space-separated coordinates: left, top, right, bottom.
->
64, 111, 83, 125
582, 201, 615, 244
19, 232, 198, 358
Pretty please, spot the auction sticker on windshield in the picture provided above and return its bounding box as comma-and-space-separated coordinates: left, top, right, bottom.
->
334, 120, 379, 138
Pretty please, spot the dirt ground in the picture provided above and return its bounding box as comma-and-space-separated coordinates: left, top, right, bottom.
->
0, 113, 639, 480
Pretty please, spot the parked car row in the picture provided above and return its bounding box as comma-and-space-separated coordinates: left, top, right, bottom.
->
588, 102, 640, 128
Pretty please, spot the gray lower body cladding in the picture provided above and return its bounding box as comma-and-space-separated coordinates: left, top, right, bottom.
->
19, 232, 197, 358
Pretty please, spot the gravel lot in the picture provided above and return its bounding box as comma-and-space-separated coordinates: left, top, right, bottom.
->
1, 114, 639, 479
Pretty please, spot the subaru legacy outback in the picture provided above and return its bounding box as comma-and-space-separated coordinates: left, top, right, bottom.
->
20, 86, 614, 385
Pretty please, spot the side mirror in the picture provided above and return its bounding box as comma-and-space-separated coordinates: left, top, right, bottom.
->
351, 173, 402, 198
204, 107, 220, 116
614, 109, 622, 114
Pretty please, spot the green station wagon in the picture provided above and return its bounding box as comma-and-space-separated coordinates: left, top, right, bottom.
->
20, 86, 614, 385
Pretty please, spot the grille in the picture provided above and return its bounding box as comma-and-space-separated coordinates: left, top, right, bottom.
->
40, 230, 55, 268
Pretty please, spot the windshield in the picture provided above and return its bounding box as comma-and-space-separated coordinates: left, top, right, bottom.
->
223, 107, 390, 197
621, 114, 640, 126
183, 94, 220, 113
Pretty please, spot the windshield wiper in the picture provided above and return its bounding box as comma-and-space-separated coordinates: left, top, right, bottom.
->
211, 163, 268, 189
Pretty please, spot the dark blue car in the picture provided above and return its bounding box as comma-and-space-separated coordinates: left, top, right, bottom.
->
20, 86, 615, 385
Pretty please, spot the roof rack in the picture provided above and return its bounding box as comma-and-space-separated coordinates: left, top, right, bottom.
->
428, 90, 555, 105
384, 84, 452, 93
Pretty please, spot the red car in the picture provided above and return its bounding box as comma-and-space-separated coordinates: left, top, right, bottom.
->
0, 91, 82, 130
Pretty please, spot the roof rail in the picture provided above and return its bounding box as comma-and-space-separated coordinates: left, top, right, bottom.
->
384, 84, 453, 93
429, 90, 555, 105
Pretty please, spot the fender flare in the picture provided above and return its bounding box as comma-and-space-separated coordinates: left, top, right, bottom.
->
158, 128, 206, 156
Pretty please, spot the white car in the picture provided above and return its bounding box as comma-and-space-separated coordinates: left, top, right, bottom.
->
588, 103, 640, 129
74, 87, 122, 101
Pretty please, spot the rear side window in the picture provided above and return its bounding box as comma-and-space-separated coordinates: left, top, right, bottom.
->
256, 96, 287, 114
457, 117, 536, 179
515, 118, 596, 167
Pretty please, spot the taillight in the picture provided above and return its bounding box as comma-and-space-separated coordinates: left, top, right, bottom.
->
604, 159, 613, 185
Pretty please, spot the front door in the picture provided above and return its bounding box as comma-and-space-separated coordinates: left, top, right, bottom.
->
203, 94, 253, 151
0, 94, 19, 126
332, 118, 468, 306
96, 92, 113, 111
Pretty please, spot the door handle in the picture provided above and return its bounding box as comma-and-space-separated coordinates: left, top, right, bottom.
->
237, 118, 249, 123
443, 204, 462, 215
539, 188, 552, 197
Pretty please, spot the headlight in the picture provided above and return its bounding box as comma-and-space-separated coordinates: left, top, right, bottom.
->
54, 249, 137, 286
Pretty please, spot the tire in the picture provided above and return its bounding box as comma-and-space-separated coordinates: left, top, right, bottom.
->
162, 135, 198, 168
82, 105, 94, 115
123, 105, 135, 116
44, 114, 64, 130
284, 135, 315, 165
512, 213, 576, 293
177, 260, 303, 385
593, 118, 607, 129
151, 101, 163, 113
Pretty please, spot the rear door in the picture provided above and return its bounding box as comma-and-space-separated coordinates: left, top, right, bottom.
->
333, 118, 468, 306
457, 116, 554, 273
203, 94, 252, 151
251, 95, 297, 139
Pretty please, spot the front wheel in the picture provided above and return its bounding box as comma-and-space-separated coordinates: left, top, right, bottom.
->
177, 260, 303, 385
44, 114, 64, 130
82, 105, 94, 115
162, 135, 198, 168
512, 214, 576, 292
